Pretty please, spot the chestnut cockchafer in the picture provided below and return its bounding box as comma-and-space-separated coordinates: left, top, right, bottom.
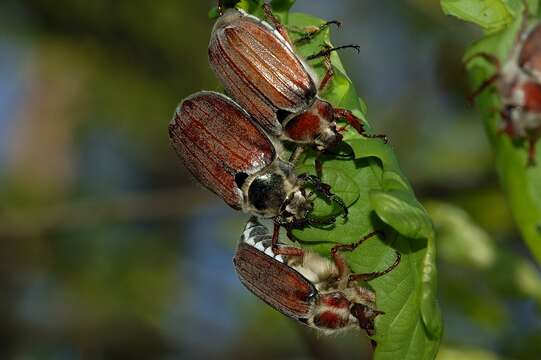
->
210, 2, 387, 170
169, 91, 347, 229
467, 7, 541, 165
234, 217, 401, 338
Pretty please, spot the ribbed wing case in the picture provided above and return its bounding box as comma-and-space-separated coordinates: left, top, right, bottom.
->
234, 243, 316, 320
169, 91, 275, 209
209, 9, 317, 135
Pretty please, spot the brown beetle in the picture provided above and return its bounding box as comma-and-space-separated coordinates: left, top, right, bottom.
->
467, 9, 541, 165
169, 91, 345, 226
209, 3, 386, 166
234, 217, 401, 337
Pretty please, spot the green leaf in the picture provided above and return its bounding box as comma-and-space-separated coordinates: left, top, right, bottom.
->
440, 0, 515, 33
437, 346, 502, 360
370, 190, 434, 241
427, 201, 541, 303
282, 11, 441, 360
459, 1, 541, 263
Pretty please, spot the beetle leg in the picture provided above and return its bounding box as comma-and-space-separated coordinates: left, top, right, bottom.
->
262, 2, 293, 45
288, 146, 305, 164
299, 173, 348, 217
217, 0, 224, 16
306, 44, 360, 61
292, 20, 342, 45
469, 73, 500, 103
348, 251, 401, 284
315, 155, 323, 178
333, 108, 388, 143
270, 222, 306, 256
464, 52, 501, 102
318, 52, 335, 91
330, 231, 381, 285
327, 230, 401, 287
305, 44, 351, 90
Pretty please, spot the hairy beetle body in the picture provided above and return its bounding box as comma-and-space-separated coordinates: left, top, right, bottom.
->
209, 7, 384, 153
468, 16, 541, 164
169, 91, 312, 222
234, 217, 400, 336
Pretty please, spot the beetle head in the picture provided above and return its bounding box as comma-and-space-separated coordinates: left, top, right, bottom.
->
350, 303, 384, 337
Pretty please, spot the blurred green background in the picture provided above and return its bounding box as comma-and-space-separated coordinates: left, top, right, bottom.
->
0, 0, 540, 359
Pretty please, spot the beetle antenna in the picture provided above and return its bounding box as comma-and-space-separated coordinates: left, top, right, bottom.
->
332, 108, 388, 143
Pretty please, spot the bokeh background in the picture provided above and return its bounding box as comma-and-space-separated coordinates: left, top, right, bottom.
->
1, 0, 540, 359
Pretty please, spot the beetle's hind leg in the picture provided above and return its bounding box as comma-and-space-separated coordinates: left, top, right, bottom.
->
348, 252, 401, 284
307, 44, 361, 60
330, 231, 382, 284
328, 230, 401, 285
333, 108, 388, 143
306, 44, 359, 91
262, 2, 293, 44
270, 221, 306, 257
317, 50, 335, 92
315, 155, 324, 179
288, 146, 305, 164
464, 52, 501, 103
291, 21, 342, 45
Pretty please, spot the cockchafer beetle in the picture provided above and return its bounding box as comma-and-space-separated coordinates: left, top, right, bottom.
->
169, 91, 347, 228
209, 2, 387, 169
466, 8, 541, 165
233, 217, 401, 338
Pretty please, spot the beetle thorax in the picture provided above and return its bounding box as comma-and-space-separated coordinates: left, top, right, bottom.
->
283, 98, 341, 151
242, 159, 311, 221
